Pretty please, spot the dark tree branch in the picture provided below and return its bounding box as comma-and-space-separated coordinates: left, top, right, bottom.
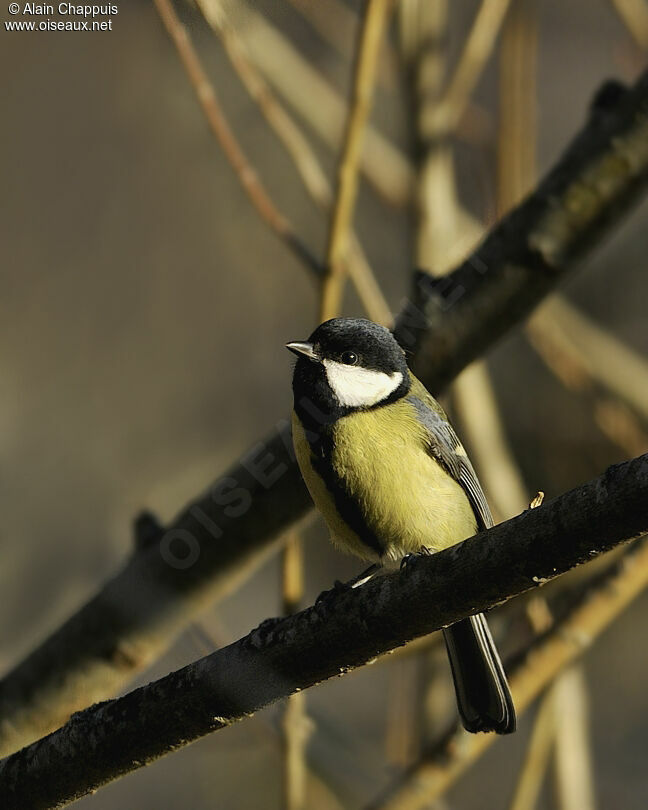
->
1, 454, 647, 810
0, 429, 310, 756
366, 536, 648, 810
1, 67, 648, 757
395, 71, 648, 392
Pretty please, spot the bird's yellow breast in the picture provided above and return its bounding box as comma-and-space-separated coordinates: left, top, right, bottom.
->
292, 402, 477, 563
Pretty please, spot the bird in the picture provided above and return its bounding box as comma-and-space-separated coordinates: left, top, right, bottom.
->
286, 317, 516, 735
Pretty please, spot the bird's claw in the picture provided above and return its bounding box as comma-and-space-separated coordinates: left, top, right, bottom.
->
400, 548, 433, 570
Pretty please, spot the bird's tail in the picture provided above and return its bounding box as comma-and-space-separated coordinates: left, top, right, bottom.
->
443, 613, 516, 734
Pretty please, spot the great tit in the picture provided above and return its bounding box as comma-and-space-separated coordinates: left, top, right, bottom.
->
286, 317, 516, 735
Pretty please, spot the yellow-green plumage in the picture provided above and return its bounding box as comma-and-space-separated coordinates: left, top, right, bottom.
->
292, 374, 477, 563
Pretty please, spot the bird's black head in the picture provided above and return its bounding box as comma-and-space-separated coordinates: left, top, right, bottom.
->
287, 318, 410, 428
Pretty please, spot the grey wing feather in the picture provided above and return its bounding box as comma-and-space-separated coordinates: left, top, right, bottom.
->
407, 395, 494, 531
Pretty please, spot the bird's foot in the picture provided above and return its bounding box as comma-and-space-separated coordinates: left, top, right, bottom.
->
400, 547, 433, 570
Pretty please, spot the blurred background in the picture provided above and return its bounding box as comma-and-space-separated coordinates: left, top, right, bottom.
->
1, 0, 647, 808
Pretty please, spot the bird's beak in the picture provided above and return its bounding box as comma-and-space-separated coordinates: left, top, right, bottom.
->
286, 341, 319, 362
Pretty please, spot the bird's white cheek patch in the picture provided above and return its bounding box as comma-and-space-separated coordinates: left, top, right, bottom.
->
324, 361, 403, 408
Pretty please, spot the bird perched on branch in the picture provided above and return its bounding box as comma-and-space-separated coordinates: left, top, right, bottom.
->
287, 317, 515, 734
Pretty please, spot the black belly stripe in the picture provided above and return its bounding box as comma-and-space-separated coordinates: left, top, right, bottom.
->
303, 421, 385, 559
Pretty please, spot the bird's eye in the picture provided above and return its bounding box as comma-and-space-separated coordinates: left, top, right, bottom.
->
340, 351, 358, 365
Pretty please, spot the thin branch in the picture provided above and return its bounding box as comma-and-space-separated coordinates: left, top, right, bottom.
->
451, 0, 538, 522
528, 294, 648, 423
321, 0, 394, 321
198, 0, 414, 205
553, 667, 596, 810
198, 0, 391, 324
385, 658, 423, 767
282, 531, 305, 618
1, 455, 647, 810
497, 0, 538, 215
400, 0, 481, 274
152, 0, 321, 275
594, 398, 648, 457
402, 1, 529, 524
422, 0, 514, 138
201, 0, 330, 205
281, 531, 309, 810
367, 536, 648, 810
286, 0, 398, 91
1, 68, 647, 757
345, 239, 394, 325
282, 691, 312, 810
507, 683, 557, 810
527, 301, 648, 457
452, 362, 529, 519
609, 0, 648, 48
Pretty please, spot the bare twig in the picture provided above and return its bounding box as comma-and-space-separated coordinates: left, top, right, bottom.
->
609, 0, 648, 48
385, 659, 422, 767
2, 455, 647, 810
553, 667, 597, 810
282, 690, 311, 810
286, 0, 398, 90
199, 0, 391, 324
452, 362, 529, 519
345, 240, 394, 326
399, 1, 487, 272
2, 69, 647, 757
527, 303, 648, 457
367, 536, 648, 810
281, 530, 310, 810
399, 0, 484, 273
594, 398, 648, 457
451, 0, 538, 521
422, 0, 514, 138
198, 0, 414, 205
282, 531, 305, 619
528, 295, 648, 423
497, 0, 538, 215
407, 0, 531, 522
152, 0, 321, 275
321, 0, 394, 321
507, 684, 557, 810
199, 0, 331, 205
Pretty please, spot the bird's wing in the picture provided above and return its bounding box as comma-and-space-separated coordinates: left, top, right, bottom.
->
406, 375, 494, 530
